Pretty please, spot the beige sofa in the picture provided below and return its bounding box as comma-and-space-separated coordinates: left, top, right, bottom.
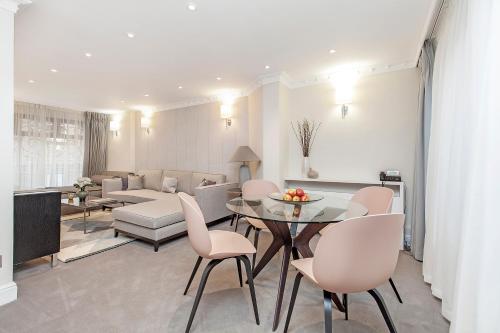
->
102, 169, 237, 251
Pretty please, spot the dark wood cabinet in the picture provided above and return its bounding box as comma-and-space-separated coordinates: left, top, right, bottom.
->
13, 190, 61, 265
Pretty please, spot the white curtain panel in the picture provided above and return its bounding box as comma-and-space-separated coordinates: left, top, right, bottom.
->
14, 102, 85, 189
423, 0, 500, 331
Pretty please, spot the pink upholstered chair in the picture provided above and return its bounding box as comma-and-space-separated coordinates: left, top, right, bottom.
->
240, 179, 280, 269
284, 214, 404, 333
321, 186, 402, 311
178, 193, 260, 332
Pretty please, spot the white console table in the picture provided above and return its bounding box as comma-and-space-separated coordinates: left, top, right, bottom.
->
284, 177, 406, 249
284, 177, 405, 215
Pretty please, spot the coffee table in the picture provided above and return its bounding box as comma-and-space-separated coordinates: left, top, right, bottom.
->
61, 197, 124, 234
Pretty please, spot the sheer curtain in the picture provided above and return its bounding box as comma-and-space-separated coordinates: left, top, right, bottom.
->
14, 102, 85, 189
423, 0, 500, 331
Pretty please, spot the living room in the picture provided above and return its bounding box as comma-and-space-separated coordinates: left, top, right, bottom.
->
1, 0, 499, 332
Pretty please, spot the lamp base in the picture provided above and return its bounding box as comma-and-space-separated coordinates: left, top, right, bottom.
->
239, 164, 251, 187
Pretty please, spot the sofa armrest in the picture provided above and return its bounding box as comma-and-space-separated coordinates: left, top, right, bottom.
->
102, 178, 123, 198
194, 182, 239, 223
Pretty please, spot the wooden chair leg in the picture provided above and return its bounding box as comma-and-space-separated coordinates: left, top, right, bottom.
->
323, 290, 333, 333
284, 273, 303, 333
252, 228, 260, 270
185, 259, 222, 333
389, 278, 403, 303
184, 256, 202, 295
368, 289, 398, 333
343, 293, 348, 320
244, 224, 253, 238
236, 257, 243, 287
239, 255, 260, 325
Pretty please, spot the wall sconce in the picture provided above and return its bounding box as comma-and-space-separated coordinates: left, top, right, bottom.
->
141, 116, 152, 134
220, 104, 233, 128
335, 87, 353, 119
110, 120, 120, 136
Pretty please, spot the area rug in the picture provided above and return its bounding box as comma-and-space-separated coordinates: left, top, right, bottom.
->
57, 210, 134, 263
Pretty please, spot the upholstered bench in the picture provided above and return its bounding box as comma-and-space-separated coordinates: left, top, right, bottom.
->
112, 196, 186, 251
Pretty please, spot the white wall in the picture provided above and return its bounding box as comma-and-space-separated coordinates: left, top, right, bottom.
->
0, 3, 17, 306
133, 97, 249, 182
248, 87, 263, 178
288, 69, 419, 183
107, 110, 135, 172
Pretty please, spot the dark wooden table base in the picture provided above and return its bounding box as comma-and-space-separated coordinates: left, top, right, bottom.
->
251, 221, 345, 331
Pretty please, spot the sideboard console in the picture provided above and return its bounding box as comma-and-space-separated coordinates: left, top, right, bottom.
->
13, 190, 61, 266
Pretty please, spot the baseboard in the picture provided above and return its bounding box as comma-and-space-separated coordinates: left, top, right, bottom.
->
0, 281, 17, 306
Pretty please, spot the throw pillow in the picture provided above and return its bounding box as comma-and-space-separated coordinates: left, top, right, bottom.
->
161, 177, 178, 193
198, 178, 216, 187
128, 175, 144, 190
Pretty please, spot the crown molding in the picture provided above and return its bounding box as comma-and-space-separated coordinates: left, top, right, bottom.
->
0, 0, 30, 13
158, 62, 416, 112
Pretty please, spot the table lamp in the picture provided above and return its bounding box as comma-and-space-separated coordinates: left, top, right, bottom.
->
229, 146, 260, 187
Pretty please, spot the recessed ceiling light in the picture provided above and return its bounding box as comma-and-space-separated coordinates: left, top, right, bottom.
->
85, 52, 92, 57
28, 79, 35, 83
329, 49, 336, 54
216, 77, 222, 81
144, 94, 149, 97
127, 32, 135, 38
178, 86, 183, 89
187, 2, 197, 11
50, 69, 58, 73
265, 65, 270, 69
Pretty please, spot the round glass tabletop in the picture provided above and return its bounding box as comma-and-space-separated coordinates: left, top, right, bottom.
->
226, 195, 368, 224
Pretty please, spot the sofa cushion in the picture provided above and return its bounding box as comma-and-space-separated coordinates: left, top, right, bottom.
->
138, 169, 164, 191
107, 189, 175, 203
191, 172, 226, 194
112, 196, 184, 229
128, 175, 144, 190
161, 177, 177, 193
90, 175, 114, 185
164, 170, 193, 194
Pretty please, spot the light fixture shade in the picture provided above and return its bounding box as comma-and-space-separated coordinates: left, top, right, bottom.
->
220, 104, 232, 119
141, 117, 151, 128
110, 120, 120, 132
229, 146, 260, 162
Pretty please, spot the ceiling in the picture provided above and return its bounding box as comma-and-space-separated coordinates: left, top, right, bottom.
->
14, 0, 435, 112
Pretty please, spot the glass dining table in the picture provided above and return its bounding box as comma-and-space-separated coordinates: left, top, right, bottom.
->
226, 194, 368, 331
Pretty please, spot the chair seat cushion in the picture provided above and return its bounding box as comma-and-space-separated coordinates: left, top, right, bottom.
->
112, 197, 184, 229
208, 230, 256, 259
291, 258, 318, 284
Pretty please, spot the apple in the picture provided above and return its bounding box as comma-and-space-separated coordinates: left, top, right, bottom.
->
283, 194, 293, 201
296, 188, 305, 197
301, 194, 310, 202
292, 195, 301, 202
287, 189, 297, 196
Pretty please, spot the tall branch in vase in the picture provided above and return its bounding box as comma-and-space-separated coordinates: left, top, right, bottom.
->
292, 119, 321, 178
291, 119, 321, 157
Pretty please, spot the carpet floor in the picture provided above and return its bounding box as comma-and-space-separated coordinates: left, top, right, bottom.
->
1, 219, 449, 333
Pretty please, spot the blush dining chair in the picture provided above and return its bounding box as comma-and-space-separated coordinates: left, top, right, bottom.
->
178, 192, 260, 333
284, 214, 405, 333
241, 179, 280, 269
321, 186, 403, 313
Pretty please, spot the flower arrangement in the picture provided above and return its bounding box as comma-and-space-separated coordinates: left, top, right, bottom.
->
291, 119, 321, 157
73, 177, 95, 192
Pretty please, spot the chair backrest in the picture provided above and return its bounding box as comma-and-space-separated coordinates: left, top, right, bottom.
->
242, 179, 279, 200
178, 192, 212, 258
351, 186, 394, 215
313, 214, 404, 293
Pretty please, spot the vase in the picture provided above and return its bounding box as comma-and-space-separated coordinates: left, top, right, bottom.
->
302, 156, 310, 178
76, 191, 87, 202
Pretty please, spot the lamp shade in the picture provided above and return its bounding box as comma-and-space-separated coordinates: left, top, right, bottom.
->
229, 146, 260, 162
